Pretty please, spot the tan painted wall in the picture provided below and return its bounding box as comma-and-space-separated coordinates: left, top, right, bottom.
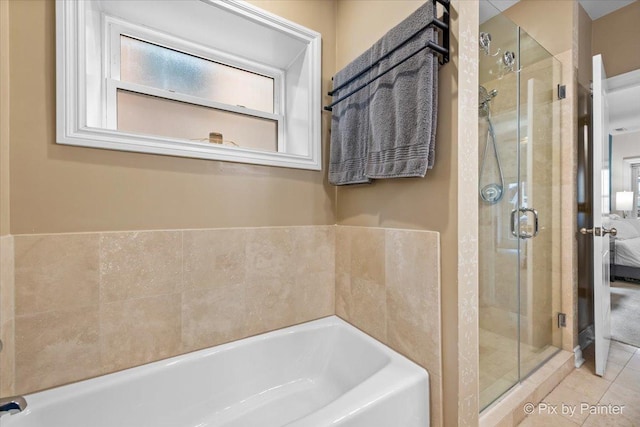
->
0, 1, 12, 396
503, 0, 573, 57
0, 0, 9, 236
592, 1, 640, 78
335, 1, 460, 425
8, 0, 336, 235
577, 3, 592, 89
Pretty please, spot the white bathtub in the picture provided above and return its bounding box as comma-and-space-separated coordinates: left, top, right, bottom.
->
3, 316, 429, 427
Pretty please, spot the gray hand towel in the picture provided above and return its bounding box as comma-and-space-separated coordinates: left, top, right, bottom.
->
329, 49, 372, 186
366, 1, 438, 179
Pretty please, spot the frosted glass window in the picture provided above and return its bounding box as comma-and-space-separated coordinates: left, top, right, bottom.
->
120, 36, 274, 113
117, 90, 278, 153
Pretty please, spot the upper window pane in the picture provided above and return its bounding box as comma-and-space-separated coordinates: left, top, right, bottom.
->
120, 36, 274, 113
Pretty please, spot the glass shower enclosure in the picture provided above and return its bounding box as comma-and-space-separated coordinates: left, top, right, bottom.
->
478, 4, 563, 410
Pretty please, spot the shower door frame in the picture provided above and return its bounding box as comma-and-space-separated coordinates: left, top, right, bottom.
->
479, 19, 563, 410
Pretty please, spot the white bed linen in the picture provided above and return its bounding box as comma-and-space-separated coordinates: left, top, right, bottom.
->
615, 237, 640, 267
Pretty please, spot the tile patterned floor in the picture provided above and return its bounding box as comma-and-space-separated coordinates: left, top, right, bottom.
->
518, 340, 640, 426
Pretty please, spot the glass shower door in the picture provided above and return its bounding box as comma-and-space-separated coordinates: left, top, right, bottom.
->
478, 9, 521, 409
517, 27, 563, 380
478, 6, 562, 410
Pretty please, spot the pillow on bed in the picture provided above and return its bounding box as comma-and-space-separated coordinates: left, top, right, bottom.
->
606, 218, 640, 240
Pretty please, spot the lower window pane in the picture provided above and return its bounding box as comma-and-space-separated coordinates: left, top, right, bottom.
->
117, 90, 278, 153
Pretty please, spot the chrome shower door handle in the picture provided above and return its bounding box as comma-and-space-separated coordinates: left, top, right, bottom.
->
521, 208, 539, 238
510, 209, 518, 237
510, 208, 539, 239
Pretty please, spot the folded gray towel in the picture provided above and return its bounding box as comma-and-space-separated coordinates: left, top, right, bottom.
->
366, 1, 438, 179
328, 49, 373, 186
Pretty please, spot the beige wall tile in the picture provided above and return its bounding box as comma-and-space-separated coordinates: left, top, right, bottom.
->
14, 307, 100, 394
0, 319, 14, 395
244, 227, 297, 335
15, 234, 99, 315
246, 227, 295, 281
100, 231, 182, 303
351, 227, 385, 284
0, 236, 14, 394
245, 277, 298, 336
386, 229, 440, 376
183, 228, 247, 290
0, 235, 14, 324
293, 226, 335, 321
292, 226, 335, 275
182, 285, 246, 352
8, 225, 340, 394
338, 276, 388, 343
295, 270, 334, 323
341, 227, 387, 343
336, 225, 442, 426
243, 226, 336, 335
429, 373, 443, 427
335, 224, 351, 274
101, 294, 182, 373
335, 226, 352, 320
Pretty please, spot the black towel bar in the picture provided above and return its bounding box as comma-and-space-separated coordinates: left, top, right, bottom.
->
324, 0, 449, 112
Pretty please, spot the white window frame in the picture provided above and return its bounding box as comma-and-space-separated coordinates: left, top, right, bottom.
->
56, 0, 322, 170
104, 18, 286, 152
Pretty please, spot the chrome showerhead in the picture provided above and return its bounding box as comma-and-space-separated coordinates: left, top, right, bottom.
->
479, 86, 498, 117
479, 86, 498, 105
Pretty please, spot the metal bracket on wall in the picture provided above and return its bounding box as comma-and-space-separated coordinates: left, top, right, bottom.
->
558, 84, 567, 99
558, 312, 567, 328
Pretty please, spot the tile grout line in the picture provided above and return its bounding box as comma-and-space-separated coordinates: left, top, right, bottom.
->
581, 344, 638, 426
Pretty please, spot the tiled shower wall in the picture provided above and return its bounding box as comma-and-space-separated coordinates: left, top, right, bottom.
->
336, 226, 443, 427
0, 225, 442, 426
3, 226, 335, 395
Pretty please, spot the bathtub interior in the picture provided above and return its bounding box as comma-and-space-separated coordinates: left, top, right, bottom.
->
3, 317, 428, 427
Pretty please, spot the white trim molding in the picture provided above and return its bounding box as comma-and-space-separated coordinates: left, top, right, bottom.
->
56, 0, 322, 170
